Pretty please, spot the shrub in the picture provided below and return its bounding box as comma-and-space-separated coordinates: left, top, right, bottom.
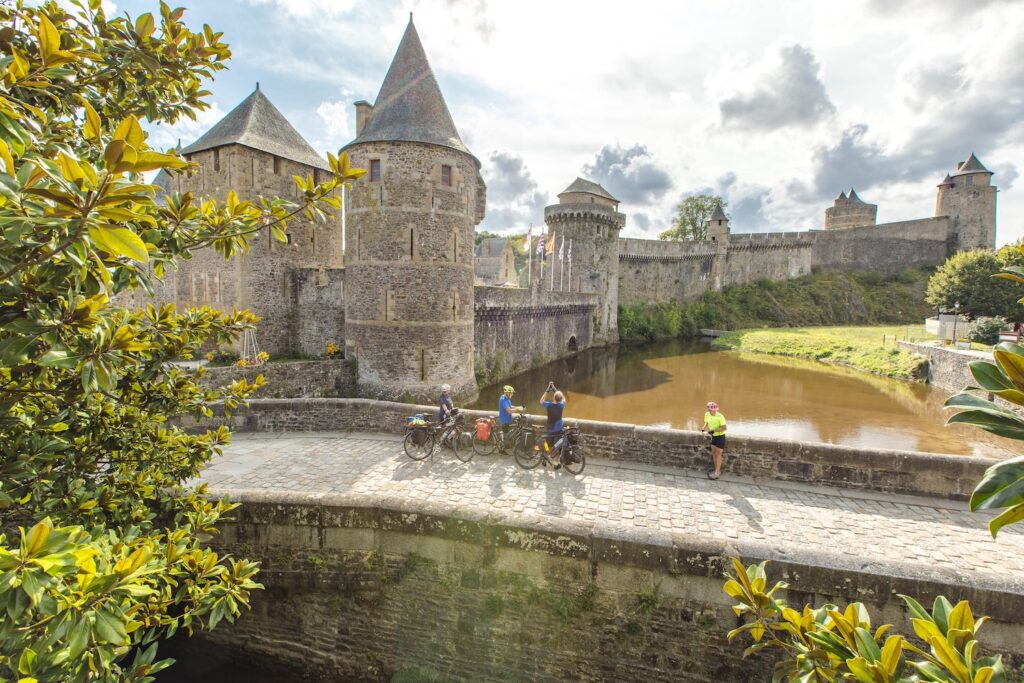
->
968, 317, 1004, 345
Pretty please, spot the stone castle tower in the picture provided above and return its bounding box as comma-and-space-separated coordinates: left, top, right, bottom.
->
342, 17, 486, 402
706, 203, 730, 242
824, 188, 878, 230
936, 153, 997, 251
544, 178, 625, 345
156, 86, 342, 355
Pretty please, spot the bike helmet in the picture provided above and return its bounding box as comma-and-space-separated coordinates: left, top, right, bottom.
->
440, 384, 451, 392
503, 385, 515, 393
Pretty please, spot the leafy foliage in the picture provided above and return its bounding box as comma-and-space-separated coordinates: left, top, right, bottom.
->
658, 194, 726, 241
0, 1, 363, 680
967, 317, 1005, 346
724, 559, 1007, 683
925, 247, 1024, 322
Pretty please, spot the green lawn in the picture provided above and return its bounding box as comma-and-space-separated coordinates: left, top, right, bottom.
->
711, 325, 938, 380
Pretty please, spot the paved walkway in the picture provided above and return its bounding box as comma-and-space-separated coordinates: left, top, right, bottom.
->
203, 432, 1024, 593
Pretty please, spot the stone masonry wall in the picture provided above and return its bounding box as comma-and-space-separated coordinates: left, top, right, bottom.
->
291, 267, 345, 358
190, 398, 991, 500
168, 494, 1024, 682
474, 286, 597, 385
343, 140, 481, 403
197, 360, 355, 399
898, 341, 988, 393
166, 145, 343, 357
810, 217, 952, 275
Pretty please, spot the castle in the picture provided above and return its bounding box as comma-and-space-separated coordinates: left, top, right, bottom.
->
147, 18, 997, 402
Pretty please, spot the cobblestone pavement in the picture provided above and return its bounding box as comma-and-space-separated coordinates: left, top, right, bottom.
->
203, 432, 1024, 591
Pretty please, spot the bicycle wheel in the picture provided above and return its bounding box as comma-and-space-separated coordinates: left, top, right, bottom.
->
403, 429, 434, 461
454, 429, 474, 463
513, 434, 542, 470
472, 427, 498, 456
563, 445, 586, 475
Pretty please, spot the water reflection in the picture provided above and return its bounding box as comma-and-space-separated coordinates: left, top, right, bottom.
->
469, 339, 1018, 457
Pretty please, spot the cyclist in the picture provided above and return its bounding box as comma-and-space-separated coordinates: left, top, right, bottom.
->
438, 384, 454, 423
497, 385, 523, 452
540, 382, 567, 469
701, 400, 727, 480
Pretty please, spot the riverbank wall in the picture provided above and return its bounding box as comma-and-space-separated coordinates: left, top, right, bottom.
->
898, 341, 988, 393
187, 398, 989, 500
174, 490, 1023, 683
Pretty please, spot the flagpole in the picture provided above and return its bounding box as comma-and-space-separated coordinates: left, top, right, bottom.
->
550, 236, 555, 292
527, 224, 532, 288
568, 238, 573, 292
559, 239, 564, 292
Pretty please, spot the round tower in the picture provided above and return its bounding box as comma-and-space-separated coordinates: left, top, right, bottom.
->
935, 153, 997, 251
342, 18, 485, 403
706, 203, 730, 242
824, 188, 877, 230
544, 178, 625, 345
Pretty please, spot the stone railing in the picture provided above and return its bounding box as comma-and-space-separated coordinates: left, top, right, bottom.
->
189, 398, 992, 500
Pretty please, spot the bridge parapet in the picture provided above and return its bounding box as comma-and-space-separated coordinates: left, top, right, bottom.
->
188, 398, 991, 500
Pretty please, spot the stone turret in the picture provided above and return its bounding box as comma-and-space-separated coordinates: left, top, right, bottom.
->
824, 188, 878, 230
342, 17, 485, 402
544, 178, 625, 345
935, 153, 997, 251
163, 85, 341, 355
706, 204, 730, 242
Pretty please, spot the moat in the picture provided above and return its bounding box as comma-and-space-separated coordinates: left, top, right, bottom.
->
471, 339, 1016, 457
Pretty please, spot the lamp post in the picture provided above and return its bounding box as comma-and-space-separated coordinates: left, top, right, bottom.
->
953, 301, 960, 343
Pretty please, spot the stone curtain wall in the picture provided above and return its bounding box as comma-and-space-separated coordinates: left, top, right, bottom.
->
811, 218, 953, 275
617, 218, 954, 307
898, 341, 987, 393
193, 398, 990, 500
291, 267, 345, 358
197, 360, 355, 399
473, 286, 597, 385
174, 493, 1024, 682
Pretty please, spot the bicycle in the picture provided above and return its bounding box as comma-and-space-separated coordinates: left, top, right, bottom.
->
403, 409, 472, 462
474, 414, 534, 457
513, 425, 585, 475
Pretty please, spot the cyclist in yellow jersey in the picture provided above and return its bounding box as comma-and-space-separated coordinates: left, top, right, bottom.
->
701, 401, 727, 480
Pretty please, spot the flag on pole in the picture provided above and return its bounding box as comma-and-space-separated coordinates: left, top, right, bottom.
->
558, 237, 564, 261
545, 233, 556, 256
536, 234, 545, 256
567, 239, 572, 263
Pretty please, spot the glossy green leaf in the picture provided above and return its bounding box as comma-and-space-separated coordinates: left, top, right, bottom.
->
89, 226, 149, 263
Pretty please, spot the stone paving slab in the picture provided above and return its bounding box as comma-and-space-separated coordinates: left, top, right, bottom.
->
202, 431, 1024, 594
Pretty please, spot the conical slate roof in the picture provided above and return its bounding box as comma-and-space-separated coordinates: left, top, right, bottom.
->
345, 18, 472, 159
835, 190, 848, 202
709, 204, 728, 222
848, 188, 866, 204
954, 153, 991, 175
938, 173, 954, 187
558, 177, 619, 203
180, 86, 329, 171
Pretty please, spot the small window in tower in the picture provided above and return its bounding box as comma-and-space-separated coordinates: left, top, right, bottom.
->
273, 156, 281, 174
441, 164, 452, 186
590, 197, 594, 203
370, 159, 381, 182
966, 176, 974, 187
213, 148, 220, 172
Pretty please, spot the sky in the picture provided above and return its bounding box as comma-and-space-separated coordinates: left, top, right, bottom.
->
107, 0, 1024, 244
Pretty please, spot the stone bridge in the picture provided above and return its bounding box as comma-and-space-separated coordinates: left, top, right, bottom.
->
170, 400, 1024, 682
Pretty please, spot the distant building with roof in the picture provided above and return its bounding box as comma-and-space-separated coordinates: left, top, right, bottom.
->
475, 237, 517, 286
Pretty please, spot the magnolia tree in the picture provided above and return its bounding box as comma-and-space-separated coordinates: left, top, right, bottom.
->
0, 1, 362, 680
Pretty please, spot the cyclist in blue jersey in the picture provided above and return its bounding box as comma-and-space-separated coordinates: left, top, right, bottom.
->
497, 385, 523, 452
540, 382, 567, 469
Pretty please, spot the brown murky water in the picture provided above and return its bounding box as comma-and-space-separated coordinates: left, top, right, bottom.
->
470, 339, 1019, 457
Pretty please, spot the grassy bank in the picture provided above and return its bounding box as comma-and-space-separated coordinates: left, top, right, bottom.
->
711, 326, 931, 380
618, 268, 932, 342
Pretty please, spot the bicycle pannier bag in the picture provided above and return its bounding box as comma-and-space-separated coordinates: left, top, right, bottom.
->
475, 418, 491, 440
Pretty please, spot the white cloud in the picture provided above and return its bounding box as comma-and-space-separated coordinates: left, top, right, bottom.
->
144, 103, 227, 152
314, 98, 352, 152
